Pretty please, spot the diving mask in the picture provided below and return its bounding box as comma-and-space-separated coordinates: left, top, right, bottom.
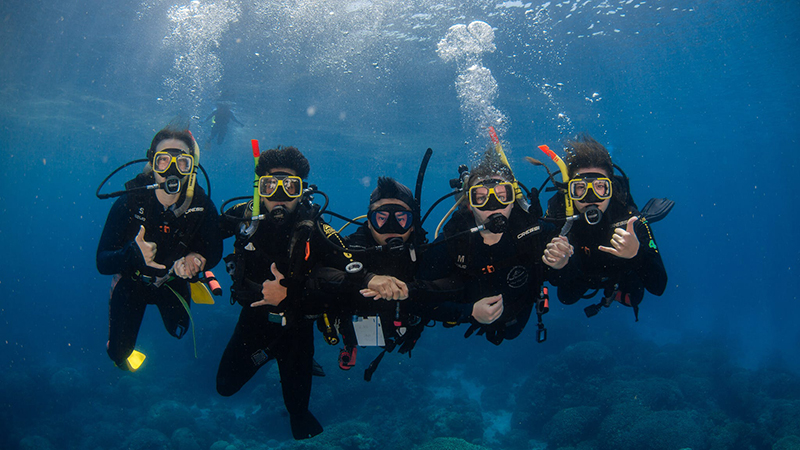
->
153, 149, 194, 176
258, 174, 303, 200
368, 204, 414, 235
468, 179, 515, 210
568, 173, 612, 202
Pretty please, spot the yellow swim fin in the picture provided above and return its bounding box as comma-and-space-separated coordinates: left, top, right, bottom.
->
126, 350, 146, 372
190, 280, 215, 305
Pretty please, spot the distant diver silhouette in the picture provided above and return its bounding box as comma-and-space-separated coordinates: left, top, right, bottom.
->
204, 101, 243, 145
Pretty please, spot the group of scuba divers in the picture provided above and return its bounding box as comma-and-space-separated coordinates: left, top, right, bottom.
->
96, 124, 672, 440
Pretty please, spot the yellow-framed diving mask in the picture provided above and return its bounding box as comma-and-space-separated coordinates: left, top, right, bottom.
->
153, 149, 194, 176
468, 180, 515, 209
568, 174, 612, 202
258, 174, 304, 199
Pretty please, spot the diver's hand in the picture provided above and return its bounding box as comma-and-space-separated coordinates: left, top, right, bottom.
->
361, 275, 409, 301
135, 226, 166, 270
184, 253, 206, 278
172, 258, 190, 279
472, 295, 503, 324
252, 263, 287, 307
599, 216, 640, 259
543, 235, 573, 269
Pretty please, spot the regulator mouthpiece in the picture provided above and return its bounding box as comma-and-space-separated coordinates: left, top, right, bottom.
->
485, 213, 508, 234
384, 236, 406, 255
162, 176, 182, 195
583, 205, 603, 225
270, 205, 289, 224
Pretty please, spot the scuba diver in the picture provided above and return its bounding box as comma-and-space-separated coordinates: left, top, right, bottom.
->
418, 140, 572, 345
203, 101, 243, 146
96, 126, 222, 372
535, 134, 670, 320
306, 177, 431, 381
215, 144, 351, 440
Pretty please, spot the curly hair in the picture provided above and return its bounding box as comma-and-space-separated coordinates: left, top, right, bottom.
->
255, 146, 310, 179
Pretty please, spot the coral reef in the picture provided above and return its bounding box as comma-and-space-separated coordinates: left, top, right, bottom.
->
121, 428, 170, 450
7, 320, 800, 450
774, 435, 800, 450
543, 406, 601, 448
412, 437, 492, 450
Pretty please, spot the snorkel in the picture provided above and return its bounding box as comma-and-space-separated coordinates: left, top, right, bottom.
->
251, 139, 261, 218
408, 148, 433, 261
538, 144, 573, 217
237, 139, 265, 237
170, 132, 199, 217
538, 144, 582, 234
488, 126, 527, 210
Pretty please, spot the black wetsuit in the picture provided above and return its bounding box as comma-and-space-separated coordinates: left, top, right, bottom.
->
419, 206, 553, 345
216, 201, 349, 440
96, 175, 222, 367
548, 199, 667, 319
307, 225, 432, 377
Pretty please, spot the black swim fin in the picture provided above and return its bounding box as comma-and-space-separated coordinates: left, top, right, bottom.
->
639, 197, 675, 224
311, 358, 326, 377
290, 410, 323, 440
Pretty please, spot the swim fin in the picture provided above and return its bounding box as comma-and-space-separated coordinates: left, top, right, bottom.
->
639, 197, 675, 224
190, 280, 215, 305
290, 410, 323, 440
126, 350, 146, 372
311, 358, 326, 377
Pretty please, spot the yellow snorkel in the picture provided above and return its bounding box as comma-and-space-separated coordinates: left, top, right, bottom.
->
488, 126, 525, 205
184, 137, 198, 199
538, 144, 574, 217
172, 132, 199, 217
251, 139, 261, 217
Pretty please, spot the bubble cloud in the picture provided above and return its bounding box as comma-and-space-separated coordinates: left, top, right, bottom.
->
437, 21, 496, 64
437, 21, 507, 152
162, 0, 242, 115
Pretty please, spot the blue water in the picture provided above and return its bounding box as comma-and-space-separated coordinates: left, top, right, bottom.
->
1, 1, 798, 449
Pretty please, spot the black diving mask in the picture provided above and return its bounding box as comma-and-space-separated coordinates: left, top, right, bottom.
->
368, 204, 414, 235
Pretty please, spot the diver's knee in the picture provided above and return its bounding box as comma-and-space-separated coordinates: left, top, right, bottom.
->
216, 370, 243, 397
216, 378, 239, 397
106, 341, 129, 366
